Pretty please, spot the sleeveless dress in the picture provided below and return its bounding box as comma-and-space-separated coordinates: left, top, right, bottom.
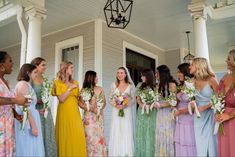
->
155, 96, 175, 157
109, 84, 135, 157
14, 81, 45, 156
135, 86, 156, 157
0, 79, 15, 156
83, 89, 107, 157
32, 83, 57, 157
174, 92, 197, 157
194, 83, 217, 156
54, 79, 87, 156
218, 80, 235, 157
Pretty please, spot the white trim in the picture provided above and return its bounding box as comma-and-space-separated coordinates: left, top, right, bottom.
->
94, 18, 103, 86
123, 41, 158, 67
42, 20, 94, 38
55, 36, 83, 83
53, 36, 83, 119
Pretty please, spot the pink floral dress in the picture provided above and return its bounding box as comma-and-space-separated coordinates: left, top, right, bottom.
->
0, 79, 15, 156
83, 90, 107, 157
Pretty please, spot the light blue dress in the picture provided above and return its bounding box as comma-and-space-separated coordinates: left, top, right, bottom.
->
14, 81, 45, 157
194, 83, 217, 156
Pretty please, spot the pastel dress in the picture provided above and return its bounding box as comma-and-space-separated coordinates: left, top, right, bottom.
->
83, 89, 107, 157
174, 92, 197, 157
194, 83, 217, 156
218, 80, 235, 157
109, 83, 135, 157
135, 87, 156, 157
154, 95, 175, 157
32, 83, 57, 157
0, 79, 15, 156
54, 79, 87, 156
14, 81, 45, 156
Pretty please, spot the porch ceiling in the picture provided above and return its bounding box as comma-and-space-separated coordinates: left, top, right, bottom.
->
0, 0, 235, 66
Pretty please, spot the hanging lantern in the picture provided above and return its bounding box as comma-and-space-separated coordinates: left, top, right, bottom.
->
183, 31, 195, 63
104, 0, 133, 29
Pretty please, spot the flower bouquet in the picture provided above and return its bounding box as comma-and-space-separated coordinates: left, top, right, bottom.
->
96, 91, 105, 119
41, 76, 52, 118
211, 92, 225, 135
182, 77, 200, 118
113, 91, 129, 117
80, 87, 93, 111
21, 92, 33, 132
137, 87, 159, 115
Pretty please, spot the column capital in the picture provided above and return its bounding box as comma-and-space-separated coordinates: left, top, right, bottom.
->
25, 5, 47, 21
188, 2, 208, 20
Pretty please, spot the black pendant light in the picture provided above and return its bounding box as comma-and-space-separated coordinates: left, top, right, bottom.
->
104, 0, 133, 29
183, 31, 195, 63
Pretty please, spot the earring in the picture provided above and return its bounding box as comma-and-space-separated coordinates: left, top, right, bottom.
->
1, 67, 5, 72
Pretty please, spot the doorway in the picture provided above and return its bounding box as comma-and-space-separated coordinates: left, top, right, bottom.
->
126, 48, 156, 85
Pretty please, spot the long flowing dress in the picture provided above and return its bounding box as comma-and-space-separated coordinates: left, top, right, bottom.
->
54, 79, 87, 156
0, 78, 15, 156
194, 83, 217, 156
32, 83, 57, 157
155, 95, 175, 157
135, 86, 156, 157
218, 80, 235, 156
109, 83, 135, 157
83, 88, 107, 157
174, 92, 197, 157
14, 81, 45, 156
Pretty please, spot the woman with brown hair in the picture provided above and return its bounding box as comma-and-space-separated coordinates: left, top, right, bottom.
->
80, 70, 107, 156
31, 57, 57, 157
53, 61, 87, 156
14, 63, 45, 156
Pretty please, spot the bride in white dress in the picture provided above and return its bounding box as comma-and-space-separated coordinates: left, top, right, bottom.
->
108, 67, 136, 157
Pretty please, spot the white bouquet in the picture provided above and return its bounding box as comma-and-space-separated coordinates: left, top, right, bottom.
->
41, 76, 52, 118
137, 87, 159, 115
80, 88, 93, 111
183, 77, 200, 118
211, 93, 225, 135
167, 91, 177, 107
96, 91, 105, 119
21, 92, 33, 132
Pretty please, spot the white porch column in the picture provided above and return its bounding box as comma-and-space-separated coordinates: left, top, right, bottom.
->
188, 2, 209, 61
25, 6, 46, 63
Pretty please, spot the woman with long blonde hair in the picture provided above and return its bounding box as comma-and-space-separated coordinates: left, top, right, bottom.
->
53, 61, 87, 156
216, 49, 235, 157
189, 57, 218, 156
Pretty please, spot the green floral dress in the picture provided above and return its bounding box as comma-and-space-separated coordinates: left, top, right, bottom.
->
32, 83, 57, 157
134, 86, 157, 157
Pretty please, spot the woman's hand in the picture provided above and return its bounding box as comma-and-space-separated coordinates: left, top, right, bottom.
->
68, 84, 78, 91
13, 95, 28, 106
38, 109, 45, 115
31, 127, 38, 137
215, 113, 231, 123
174, 110, 181, 117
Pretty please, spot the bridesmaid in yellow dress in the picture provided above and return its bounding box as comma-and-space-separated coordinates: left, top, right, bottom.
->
53, 61, 87, 156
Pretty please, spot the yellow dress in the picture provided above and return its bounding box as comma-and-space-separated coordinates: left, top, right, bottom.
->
53, 79, 87, 157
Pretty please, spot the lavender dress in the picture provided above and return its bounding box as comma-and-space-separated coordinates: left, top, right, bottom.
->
174, 92, 197, 157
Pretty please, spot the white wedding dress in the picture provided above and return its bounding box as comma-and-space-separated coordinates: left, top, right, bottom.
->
108, 83, 136, 157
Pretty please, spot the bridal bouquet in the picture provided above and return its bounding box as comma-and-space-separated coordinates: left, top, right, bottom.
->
137, 87, 159, 115
183, 77, 200, 118
112, 91, 129, 117
41, 76, 52, 118
211, 93, 225, 135
80, 87, 93, 111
